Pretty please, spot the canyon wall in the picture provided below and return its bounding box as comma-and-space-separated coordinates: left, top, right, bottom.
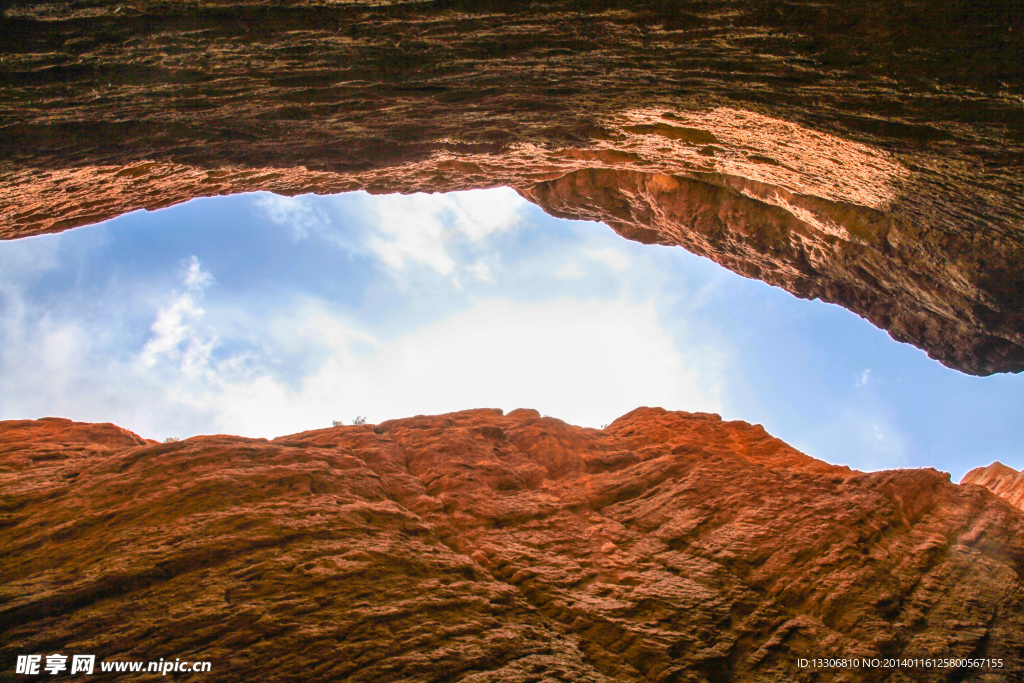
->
1, 410, 1023, 681
1, 0, 1023, 375
962, 462, 1024, 511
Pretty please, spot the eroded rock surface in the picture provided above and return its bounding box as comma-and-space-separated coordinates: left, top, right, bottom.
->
962, 462, 1024, 511
2, 409, 1022, 681
1, 0, 1023, 374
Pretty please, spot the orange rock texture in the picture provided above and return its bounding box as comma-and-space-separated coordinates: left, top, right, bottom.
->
2, 410, 1022, 681
962, 462, 1024, 511
1, 0, 1023, 375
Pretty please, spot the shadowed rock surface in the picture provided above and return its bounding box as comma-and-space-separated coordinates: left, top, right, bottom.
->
962, 462, 1024, 511
1, 0, 1023, 375
2, 409, 1022, 681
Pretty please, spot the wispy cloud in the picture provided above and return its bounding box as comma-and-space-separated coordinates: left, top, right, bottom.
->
467, 261, 494, 283
367, 193, 458, 275
168, 296, 722, 437
0, 252, 723, 440
138, 256, 216, 376
556, 261, 585, 279
583, 247, 631, 272
0, 234, 61, 283
366, 188, 524, 276
255, 188, 526, 282
0, 234, 63, 321
6, 188, 1014, 481
255, 194, 331, 241
181, 255, 214, 291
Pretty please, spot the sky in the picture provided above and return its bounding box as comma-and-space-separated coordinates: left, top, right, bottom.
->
1, 187, 1022, 481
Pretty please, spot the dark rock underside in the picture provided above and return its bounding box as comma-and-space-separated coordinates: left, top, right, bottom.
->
1, 0, 1023, 374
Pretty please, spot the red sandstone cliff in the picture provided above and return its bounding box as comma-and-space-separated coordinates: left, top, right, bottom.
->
2, 410, 1022, 681
1, 0, 1023, 375
962, 462, 1024, 511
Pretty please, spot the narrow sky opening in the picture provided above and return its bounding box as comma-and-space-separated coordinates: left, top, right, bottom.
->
1, 188, 1021, 481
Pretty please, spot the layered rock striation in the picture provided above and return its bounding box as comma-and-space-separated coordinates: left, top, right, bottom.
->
962, 462, 1024, 511
2, 409, 1022, 681
1, 0, 1023, 374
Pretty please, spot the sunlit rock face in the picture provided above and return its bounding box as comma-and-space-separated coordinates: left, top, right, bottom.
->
1, 0, 1023, 374
963, 462, 1024, 510
2, 410, 1023, 681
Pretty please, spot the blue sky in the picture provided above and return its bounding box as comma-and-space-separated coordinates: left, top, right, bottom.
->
1, 188, 1021, 481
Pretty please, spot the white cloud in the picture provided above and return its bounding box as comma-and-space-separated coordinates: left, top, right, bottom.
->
467, 261, 494, 282
0, 294, 181, 432
368, 193, 457, 274
0, 191, 723, 442
552, 246, 642, 282
5, 188, 1018, 481
444, 187, 525, 240
255, 193, 331, 240
583, 247, 631, 272
138, 256, 216, 375
556, 261, 584, 279
181, 254, 214, 291
0, 234, 64, 324
365, 188, 524, 277
182, 296, 722, 438
255, 188, 526, 282
0, 234, 61, 283
0, 235, 128, 423
0, 292, 721, 441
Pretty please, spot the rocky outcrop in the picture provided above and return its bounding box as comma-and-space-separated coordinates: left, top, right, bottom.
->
1, 0, 1023, 375
962, 462, 1024, 511
2, 410, 1022, 681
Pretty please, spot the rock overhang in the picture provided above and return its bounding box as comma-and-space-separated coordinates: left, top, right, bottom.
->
1, 0, 1022, 374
